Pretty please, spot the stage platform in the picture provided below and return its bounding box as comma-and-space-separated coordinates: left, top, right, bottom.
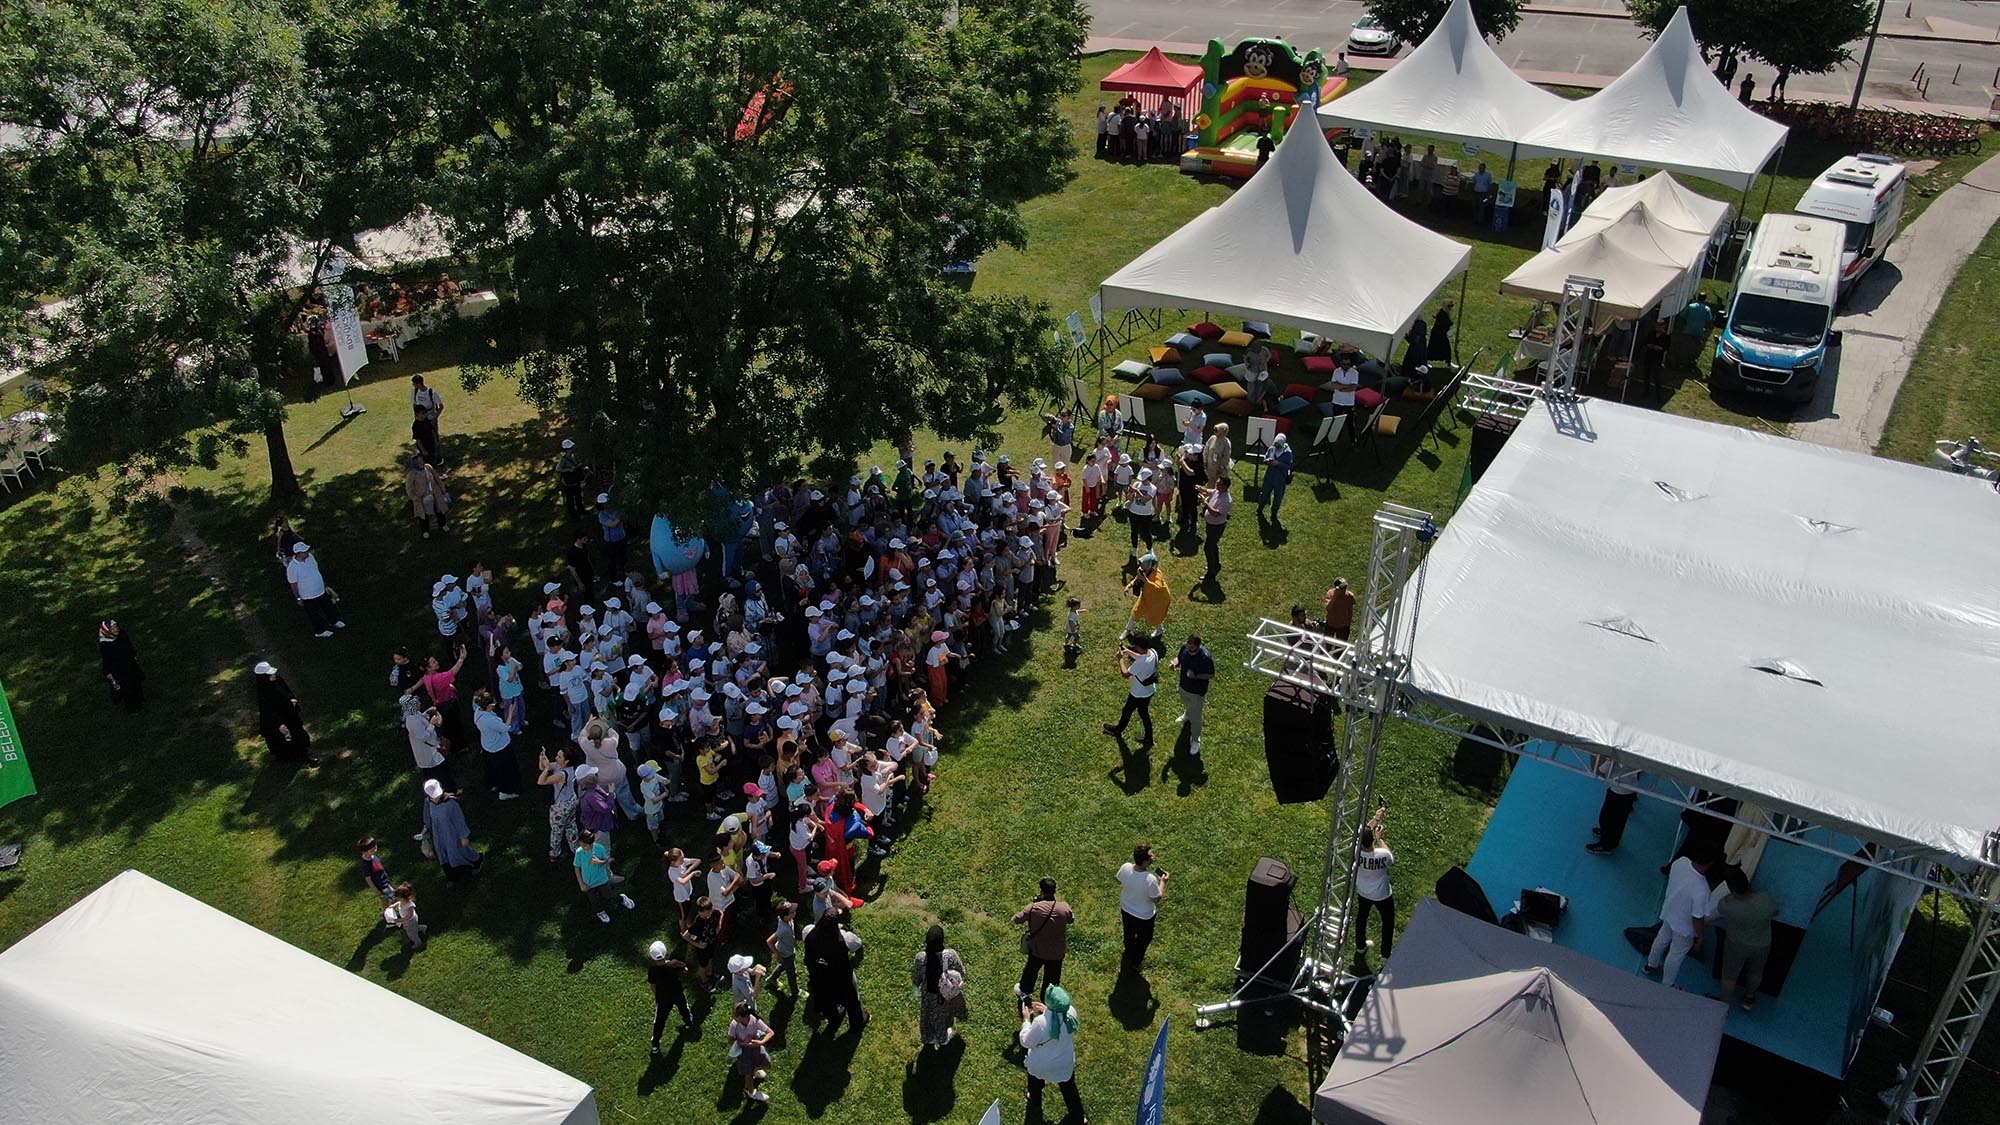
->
1465, 757, 1896, 1078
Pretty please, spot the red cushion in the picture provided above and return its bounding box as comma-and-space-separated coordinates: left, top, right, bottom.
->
1282, 382, 1320, 401
1355, 386, 1385, 408
1302, 355, 1337, 375
1272, 416, 1296, 436
1188, 321, 1225, 339
1189, 364, 1228, 385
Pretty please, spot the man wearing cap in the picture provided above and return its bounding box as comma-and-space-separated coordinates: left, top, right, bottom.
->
1259, 431, 1296, 525
596, 493, 628, 578
421, 777, 483, 882
1125, 468, 1159, 560
647, 940, 695, 1051
555, 439, 588, 517
285, 542, 345, 637
1103, 634, 1160, 747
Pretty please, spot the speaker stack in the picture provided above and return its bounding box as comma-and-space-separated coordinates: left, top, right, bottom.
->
1239, 857, 1304, 982
1263, 681, 1336, 804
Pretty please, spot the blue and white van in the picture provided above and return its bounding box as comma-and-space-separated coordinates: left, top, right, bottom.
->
1711, 214, 1844, 403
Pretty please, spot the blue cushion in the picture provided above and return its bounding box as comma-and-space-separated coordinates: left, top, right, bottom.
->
1166, 332, 1203, 350
1149, 368, 1187, 387
1278, 395, 1312, 415
1203, 352, 1234, 368
1171, 388, 1216, 406
1244, 321, 1273, 338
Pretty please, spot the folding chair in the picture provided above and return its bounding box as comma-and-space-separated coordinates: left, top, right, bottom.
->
0, 452, 34, 494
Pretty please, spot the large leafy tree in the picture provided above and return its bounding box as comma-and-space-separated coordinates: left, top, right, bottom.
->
0, 0, 404, 506
384, 0, 1083, 518
1627, 0, 1873, 76
1363, 0, 1523, 46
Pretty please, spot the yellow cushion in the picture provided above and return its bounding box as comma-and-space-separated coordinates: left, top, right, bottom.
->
1211, 381, 1248, 400
1375, 414, 1402, 436
1218, 330, 1256, 347
1132, 382, 1175, 401
1150, 346, 1183, 365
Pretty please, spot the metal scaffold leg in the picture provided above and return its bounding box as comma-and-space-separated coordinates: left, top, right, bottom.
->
1889, 862, 2000, 1124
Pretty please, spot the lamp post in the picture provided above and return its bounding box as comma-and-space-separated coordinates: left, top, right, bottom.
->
1848, 0, 1889, 114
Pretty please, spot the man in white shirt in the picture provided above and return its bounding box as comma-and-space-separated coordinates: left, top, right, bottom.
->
1102, 635, 1160, 746
432, 578, 466, 640
1125, 469, 1158, 560
285, 542, 344, 637
1116, 843, 1169, 972
1643, 850, 1717, 987
1180, 403, 1207, 449
1355, 808, 1396, 959
1472, 162, 1496, 223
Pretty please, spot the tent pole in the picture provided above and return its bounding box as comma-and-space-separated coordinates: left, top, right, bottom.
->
1760, 142, 1784, 218
1455, 271, 1469, 366
1503, 143, 1518, 183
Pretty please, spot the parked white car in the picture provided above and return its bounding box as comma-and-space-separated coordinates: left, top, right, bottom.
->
1346, 15, 1402, 56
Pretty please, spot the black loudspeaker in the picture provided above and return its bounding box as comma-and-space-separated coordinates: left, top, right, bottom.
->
1240, 857, 1303, 980
1468, 413, 1520, 484
1264, 682, 1336, 804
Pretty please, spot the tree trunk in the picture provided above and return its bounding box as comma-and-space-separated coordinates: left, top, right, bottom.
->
265, 421, 304, 509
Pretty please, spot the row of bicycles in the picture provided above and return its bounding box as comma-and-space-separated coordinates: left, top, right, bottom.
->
1761, 102, 1985, 157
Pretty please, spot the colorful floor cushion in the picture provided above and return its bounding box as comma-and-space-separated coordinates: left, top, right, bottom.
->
1354, 386, 1385, 409
1226, 363, 1251, 380
1113, 359, 1153, 381
1171, 388, 1217, 407
1302, 355, 1337, 375
1150, 346, 1183, 365
1271, 416, 1296, 436
1211, 381, 1248, 400
1188, 321, 1225, 339
1189, 364, 1229, 385
1166, 332, 1204, 351
1132, 382, 1175, 401
1214, 398, 1254, 417
1218, 330, 1255, 348
1277, 395, 1313, 415
1244, 321, 1273, 338
1202, 352, 1234, 368
1149, 368, 1187, 387
1282, 383, 1320, 402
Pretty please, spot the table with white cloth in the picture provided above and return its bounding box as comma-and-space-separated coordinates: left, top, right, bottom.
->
364, 290, 500, 361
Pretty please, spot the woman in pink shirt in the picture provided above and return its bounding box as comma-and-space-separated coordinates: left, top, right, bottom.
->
411, 645, 469, 752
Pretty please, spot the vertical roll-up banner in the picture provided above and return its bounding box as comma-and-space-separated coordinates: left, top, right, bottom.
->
324, 284, 370, 384
0, 678, 36, 809
1137, 1016, 1170, 1125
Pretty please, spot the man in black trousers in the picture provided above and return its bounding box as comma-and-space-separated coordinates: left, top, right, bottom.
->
1586, 760, 1641, 855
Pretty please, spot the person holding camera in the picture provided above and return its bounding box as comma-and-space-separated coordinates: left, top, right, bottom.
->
1018, 985, 1088, 1124
1116, 844, 1169, 974
1101, 635, 1159, 747
1355, 807, 1397, 961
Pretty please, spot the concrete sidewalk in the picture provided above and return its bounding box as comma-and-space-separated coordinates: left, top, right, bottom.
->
1791, 149, 2000, 453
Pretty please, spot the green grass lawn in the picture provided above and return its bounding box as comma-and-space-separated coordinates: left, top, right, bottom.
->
2, 49, 1997, 1125
1877, 220, 2000, 466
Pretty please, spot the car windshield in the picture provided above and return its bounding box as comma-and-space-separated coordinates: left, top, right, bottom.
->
1839, 219, 1873, 254
1729, 293, 1827, 346
1356, 16, 1381, 29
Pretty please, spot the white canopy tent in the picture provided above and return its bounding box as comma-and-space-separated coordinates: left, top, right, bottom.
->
1315, 0, 1564, 154
0, 871, 601, 1125
1500, 174, 1729, 319
1516, 8, 1787, 191
1403, 400, 2000, 864
1100, 113, 1472, 358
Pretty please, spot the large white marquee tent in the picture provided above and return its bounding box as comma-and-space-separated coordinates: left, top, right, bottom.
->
1315, 0, 1565, 153
1099, 114, 1471, 358
1500, 173, 1729, 319
0, 871, 601, 1125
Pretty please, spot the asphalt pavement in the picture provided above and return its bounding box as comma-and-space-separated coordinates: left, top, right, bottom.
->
1086, 0, 2000, 111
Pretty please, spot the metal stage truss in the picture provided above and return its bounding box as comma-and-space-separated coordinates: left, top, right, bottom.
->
1223, 500, 2000, 1125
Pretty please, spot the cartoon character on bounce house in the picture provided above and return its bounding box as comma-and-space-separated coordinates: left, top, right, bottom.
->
1183, 37, 1347, 179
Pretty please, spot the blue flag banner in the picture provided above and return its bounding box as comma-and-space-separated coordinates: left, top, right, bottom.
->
1137, 1016, 1170, 1125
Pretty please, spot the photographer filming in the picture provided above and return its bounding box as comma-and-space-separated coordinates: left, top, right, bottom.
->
1102, 634, 1159, 748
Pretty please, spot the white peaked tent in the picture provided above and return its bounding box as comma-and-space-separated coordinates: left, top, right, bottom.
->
1316, 901, 1725, 1125
1316, 0, 1564, 152
1100, 117, 1472, 358
1500, 206, 1690, 319
1569, 172, 1730, 247
1517, 8, 1787, 190
0, 871, 601, 1125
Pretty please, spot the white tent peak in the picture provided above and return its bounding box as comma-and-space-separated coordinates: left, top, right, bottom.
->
1100, 120, 1471, 357
1317, 0, 1564, 151
1517, 6, 1786, 189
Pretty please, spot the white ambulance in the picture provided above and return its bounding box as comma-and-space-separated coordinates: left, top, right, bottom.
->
1794, 154, 1907, 295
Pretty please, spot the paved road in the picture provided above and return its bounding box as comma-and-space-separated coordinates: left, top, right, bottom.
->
1088, 0, 2000, 111
1791, 150, 2000, 452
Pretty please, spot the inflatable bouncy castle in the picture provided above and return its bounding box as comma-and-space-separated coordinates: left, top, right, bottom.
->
1181, 38, 1348, 179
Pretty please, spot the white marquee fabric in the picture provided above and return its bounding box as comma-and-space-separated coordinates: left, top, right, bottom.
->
1569, 173, 1730, 247
0, 871, 600, 1125
1405, 401, 2000, 864
1316, 900, 1724, 1125
1516, 8, 1787, 190
1100, 117, 1471, 358
1315, 0, 1565, 152
1499, 205, 1691, 319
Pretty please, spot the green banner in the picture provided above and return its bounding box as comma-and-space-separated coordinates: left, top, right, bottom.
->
0, 678, 35, 809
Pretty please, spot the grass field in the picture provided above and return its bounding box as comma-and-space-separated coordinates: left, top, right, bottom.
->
1, 49, 1997, 1125
1878, 220, 2000, 467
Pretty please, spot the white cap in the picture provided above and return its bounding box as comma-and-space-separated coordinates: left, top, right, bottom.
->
1054, 461, 1067, 470
722, 682, 744, 698
889, 538, 905, 549
423, 779, 444, 799
745, 701, 767, 715
723, 815, 742, 832
575, 764, 601, 782
728, 953, 755, 974
1273, 432, 1289, 445
543, 581, 561, 594
659, 706, 679, 722
662, 620, 680, 632
591, 660, 609, 672
645, 601, 663, 614
622, 681, 643, 701
649, 940, 669, 960
292, 542, 311, 554
580, 604, 596, 616
440, 573, 459, 585
627, 654, 649, 668
562, 439, 576, 450
605, 597, 622, 609
745, 642, 762, 655
836, 628, 855, 641
253, 661, 276, 676
596, 492, 611, 504
804, 606, 823, 618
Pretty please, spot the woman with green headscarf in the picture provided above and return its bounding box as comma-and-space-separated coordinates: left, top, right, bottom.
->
1018, 984, 1088, 1123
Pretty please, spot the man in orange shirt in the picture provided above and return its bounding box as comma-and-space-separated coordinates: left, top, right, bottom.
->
1324, 577, 1356, 641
